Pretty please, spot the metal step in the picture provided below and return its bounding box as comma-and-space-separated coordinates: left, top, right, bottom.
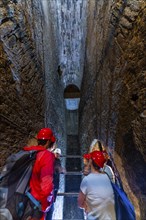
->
61, 171, 82, 175
57, 192, 79, 197
61, 155, 82, 158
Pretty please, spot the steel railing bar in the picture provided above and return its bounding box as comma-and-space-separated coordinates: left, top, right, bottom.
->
57, 192, 79, 197
61, 155, 82, 158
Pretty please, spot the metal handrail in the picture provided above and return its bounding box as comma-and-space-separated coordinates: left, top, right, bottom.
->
57, 192, 79, 197
61, 155, 82, 158
61, 171, 82, 175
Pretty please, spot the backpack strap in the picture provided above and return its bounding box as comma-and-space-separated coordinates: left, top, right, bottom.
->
26, 191, 42, 211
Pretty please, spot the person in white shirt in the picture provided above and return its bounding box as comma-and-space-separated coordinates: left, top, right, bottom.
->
83, 139, 115, 183
78, 151, 116, 220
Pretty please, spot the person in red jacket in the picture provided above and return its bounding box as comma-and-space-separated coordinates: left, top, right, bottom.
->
23, 128, 56, 220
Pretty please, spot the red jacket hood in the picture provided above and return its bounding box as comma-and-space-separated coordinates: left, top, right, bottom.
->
23, 145, 47, 151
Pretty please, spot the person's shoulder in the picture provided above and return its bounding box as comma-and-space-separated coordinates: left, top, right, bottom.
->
45, 150, 55, 158
90, 172, 107, 181
37, 150, 55, 160
84, 173, 93, 180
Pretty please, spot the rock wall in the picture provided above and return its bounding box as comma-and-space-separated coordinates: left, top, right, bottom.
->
79, 0, 114, 148
0, 0, 45, 167
0, 0, 66, 169
41, 0, 66, 154
50, 0, 87, 89
79, 0, 146, 219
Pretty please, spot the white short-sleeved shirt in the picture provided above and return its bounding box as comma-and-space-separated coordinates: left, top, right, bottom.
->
80, 173, 116, 220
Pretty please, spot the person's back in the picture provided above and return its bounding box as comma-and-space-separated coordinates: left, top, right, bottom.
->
24, 128, 56, 220
81, 173, 116, 220
24, 145, 55, 211
78, 151, 116, 220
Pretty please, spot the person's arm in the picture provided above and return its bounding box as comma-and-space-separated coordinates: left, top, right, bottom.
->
39, 151, 55, 210
78, 190, 86, 209
78, 177, 88, 211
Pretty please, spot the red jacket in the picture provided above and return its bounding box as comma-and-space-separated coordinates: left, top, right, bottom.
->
23, 146, 55, 211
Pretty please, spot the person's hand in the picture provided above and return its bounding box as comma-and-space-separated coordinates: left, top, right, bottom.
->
83, 201, 88, 213
47, 191, 54, 203
82, 165, 90, 176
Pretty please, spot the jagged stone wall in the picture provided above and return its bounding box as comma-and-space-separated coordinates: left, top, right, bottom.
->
0, 0, 66, 169
79, 0, 146, 219
79, 0, 114, 148
40, 0, 66, 155
0, 0, 45, 167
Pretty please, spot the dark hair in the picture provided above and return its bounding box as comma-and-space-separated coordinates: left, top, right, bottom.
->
49, 142, 54, 148
38, 139, 48, 146
97, 140, 103, 151
92, 160, 101, 171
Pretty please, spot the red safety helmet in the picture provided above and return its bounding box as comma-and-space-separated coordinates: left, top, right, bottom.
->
83, 151, 106, 168
37, 128, 53, 140
90, 151, 106, 168
83, 153, 91, 160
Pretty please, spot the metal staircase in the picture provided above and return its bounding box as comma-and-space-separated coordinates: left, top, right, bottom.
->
62, 135, 84, 220
57, 156, 82, 198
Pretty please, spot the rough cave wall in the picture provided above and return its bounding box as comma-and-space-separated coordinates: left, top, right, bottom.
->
0, 0, 45, 168
0, 0, 66, 168
51, 0, 87, 89
79, 0, 146, 219
41, 0, 66, 154
79, 0, 114, 149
